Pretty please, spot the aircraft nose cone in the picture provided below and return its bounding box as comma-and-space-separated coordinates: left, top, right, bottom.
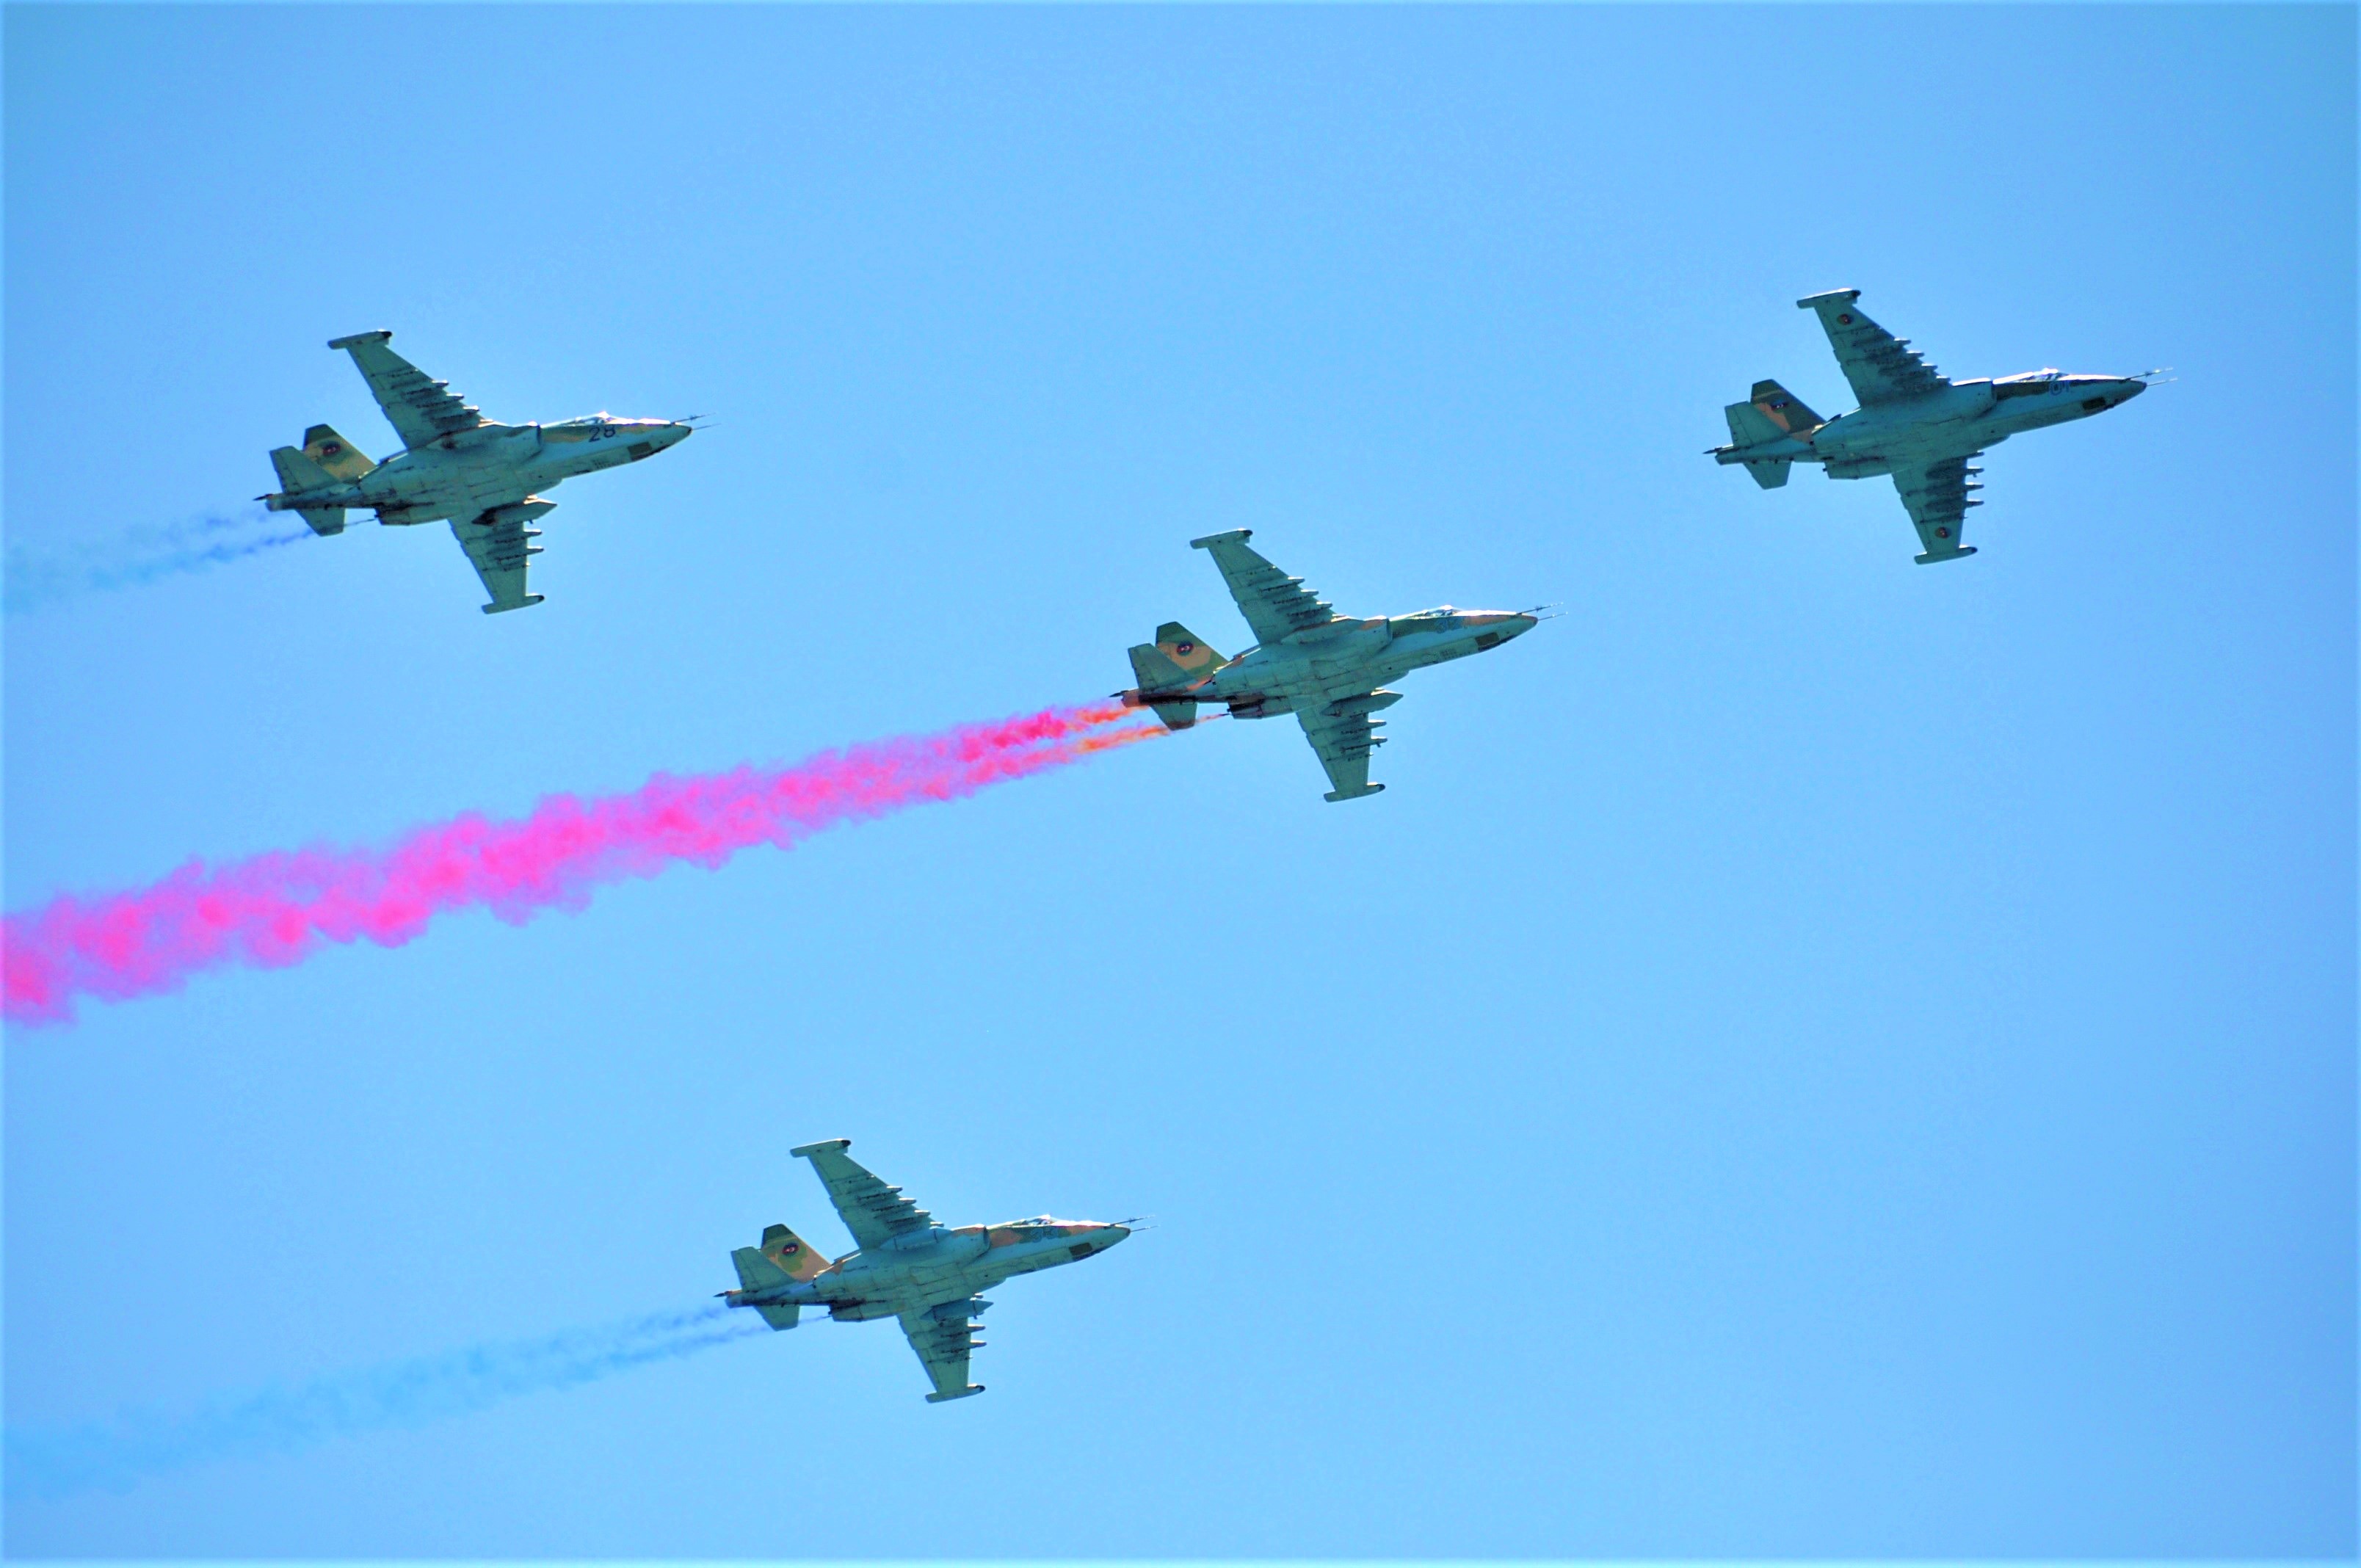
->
663, 422, 694, 447
1100, 1224, 1132, 1247
2118, 379, 2147, 403
1502, 614, 1537, 638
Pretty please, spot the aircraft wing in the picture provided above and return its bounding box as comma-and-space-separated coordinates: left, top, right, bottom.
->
1191, 529, 1338, 647
791, 1139, 936, 1251
450, 509, 547, 614
1893, 454, 1983, 563
330, 330, 486, 451
1296, 700, 1386, 802
899, 1298, 987, 1403
1797, 291, 1944, 406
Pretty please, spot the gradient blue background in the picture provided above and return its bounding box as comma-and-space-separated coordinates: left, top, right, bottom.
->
5, 4, 2353, 1556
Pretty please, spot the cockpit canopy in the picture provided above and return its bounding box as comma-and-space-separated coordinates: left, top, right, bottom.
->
541, 413, 670, 443
541, 413, 617, 443
1992, 369, 2110, 401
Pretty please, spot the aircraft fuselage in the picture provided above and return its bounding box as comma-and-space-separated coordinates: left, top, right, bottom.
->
1191, 608, 1536, 722
1719, 371, 2145, 480
269, 415, 692, 526
725, 1217, 1128, 1322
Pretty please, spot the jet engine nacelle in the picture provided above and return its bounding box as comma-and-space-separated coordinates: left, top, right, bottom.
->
1325, 690, 1404, 719
478, 498, 557, 530
1821, 380, 1995, 451
1823, 457, 1894, 480
829, 1299, 898, 1322
1228, 698, 1291, 720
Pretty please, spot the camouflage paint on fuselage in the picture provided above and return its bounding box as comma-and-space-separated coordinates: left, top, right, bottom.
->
262, 331, 693, 612
1119, 531, 1539, 799
1711, 289, 2151, 562
724, 1141, 1131, 1403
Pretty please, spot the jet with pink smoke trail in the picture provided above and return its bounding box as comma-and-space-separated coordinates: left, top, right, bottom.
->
1, 701, 1162, 1028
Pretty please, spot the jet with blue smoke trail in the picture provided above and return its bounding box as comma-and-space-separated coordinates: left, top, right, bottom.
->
4, 1304, 763, 1497
4, 509, 311, 614
261, 331, 693, 614
724, 1139, 1133, 1404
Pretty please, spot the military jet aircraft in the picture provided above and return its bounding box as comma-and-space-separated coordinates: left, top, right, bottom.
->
1711, 289, 2154, 563
260, 331, 693, 612
722, 1139, 1132, 1404
1118, 529, 1537, 801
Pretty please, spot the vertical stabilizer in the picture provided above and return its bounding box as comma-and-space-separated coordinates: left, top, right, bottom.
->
302, 424, 377, 480
758, 1223, 829, 1282
1125, 622, 1225, 730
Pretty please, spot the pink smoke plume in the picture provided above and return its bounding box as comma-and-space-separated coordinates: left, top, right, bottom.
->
3, 702, 1162, 1028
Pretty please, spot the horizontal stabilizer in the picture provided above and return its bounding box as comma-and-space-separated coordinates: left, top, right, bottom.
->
1745, 458, 1792, 489
296, 507, 346, 535
755, 1303, 802, 1330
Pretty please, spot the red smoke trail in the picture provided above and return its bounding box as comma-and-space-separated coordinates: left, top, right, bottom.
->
3, 702, 1160, 1028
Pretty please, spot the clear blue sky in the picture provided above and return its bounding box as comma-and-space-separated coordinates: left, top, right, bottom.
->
4, 3, 2352, 1556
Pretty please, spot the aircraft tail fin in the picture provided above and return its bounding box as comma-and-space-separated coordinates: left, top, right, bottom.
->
1123, 622, 1226, 730
756, 1223, 830, 1282
1727, 380, 1824, 443
729, 1223, 827, 1330
268, 446, 347, 535
301, 424, 377, 481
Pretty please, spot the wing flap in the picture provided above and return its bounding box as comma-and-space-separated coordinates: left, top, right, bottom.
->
1894, 454, 1984, 563
1798, 290, 1945, 405
903, 1298, 987, 1402
1297, 701, 1388, 802
451, 506, 548, 614
330, 330, 486, 450
1191, 529, 1338, 647
794, 1139, 935, 1251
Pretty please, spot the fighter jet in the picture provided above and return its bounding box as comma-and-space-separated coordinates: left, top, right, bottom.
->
260, 331, 693, 613
721, 1139, 1132, 1404
1711, 290, 2155, 563
1118, 529, 1538, 802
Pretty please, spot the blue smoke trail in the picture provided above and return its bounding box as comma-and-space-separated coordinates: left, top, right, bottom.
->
5, 1302, 768, 1497
4, 508, 313, 614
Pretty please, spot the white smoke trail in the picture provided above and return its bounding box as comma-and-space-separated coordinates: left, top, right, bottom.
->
5, 1302, 768, 1497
